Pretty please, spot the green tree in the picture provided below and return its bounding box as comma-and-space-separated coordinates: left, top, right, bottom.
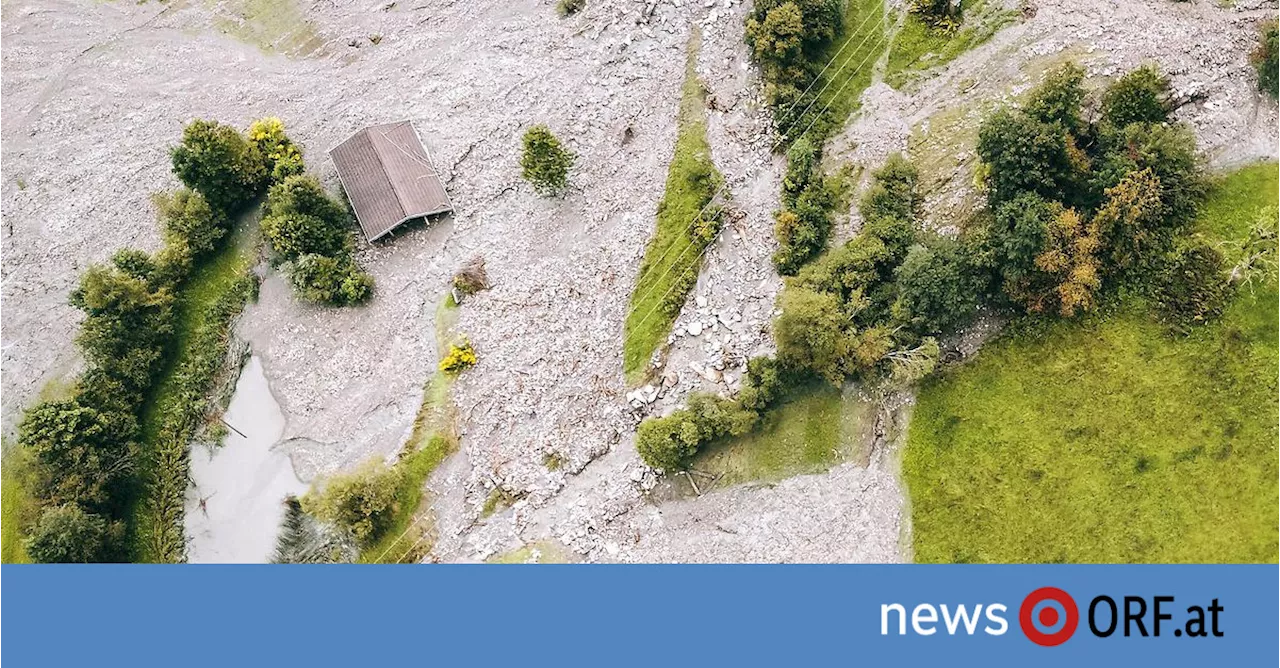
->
520, 125, 575, 196
738, 356, 787, 413
263, 214, 350, 264
977, 108, 1074, 206
301, 460, 400, 545
892, 237, 983, 335
636, 414, 697, 471
1100, 65, 1169, 129
25, 504, 117, 563
265, 174, 348, 226
70, 261, 176, 394
170, 119, 266, 213
774, 287, 848, 383
18, 399, 137, 511
1091, 168, 1165, 274
154, 189, 228, 260
1024, 62, 1087, 135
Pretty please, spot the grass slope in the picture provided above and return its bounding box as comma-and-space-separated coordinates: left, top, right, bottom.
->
130, 222, 260, 562
623, 37, 722, 380
803, 0, 887, 135
904, 163, 1279, 563
1, 444, 36, 563
884, 1, 1018, 89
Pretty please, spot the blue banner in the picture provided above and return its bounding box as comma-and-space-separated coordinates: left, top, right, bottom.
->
2, 565, 1276, 666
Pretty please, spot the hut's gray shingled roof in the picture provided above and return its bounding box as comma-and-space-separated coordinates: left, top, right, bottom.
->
329, 121, 452, 241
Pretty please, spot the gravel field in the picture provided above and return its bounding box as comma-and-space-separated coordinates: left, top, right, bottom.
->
3, 0, 1275, 563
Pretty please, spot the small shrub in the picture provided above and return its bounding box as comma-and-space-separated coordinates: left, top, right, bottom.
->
1253, 20, 1278, 100
977, 108, 1074, 206
301, 460, 400, 545
439, 340, 478, 373
557, 0, 585, 17
25, 504, 118, 563
520, 125, 574, 196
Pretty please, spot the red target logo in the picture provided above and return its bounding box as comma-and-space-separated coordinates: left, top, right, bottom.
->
1020, 587, 1079, 646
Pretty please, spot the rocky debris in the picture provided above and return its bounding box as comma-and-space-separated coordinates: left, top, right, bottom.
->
3, 0, 1276, 565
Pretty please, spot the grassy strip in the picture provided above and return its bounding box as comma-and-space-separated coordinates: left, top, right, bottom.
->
904, 163, 1279, 563
359, 296, 460, 563
802, 0, 887, 136
1, 444, 36, 563
130, 224, 260, 562
623, 36, 723, 381
884, 2, 1019, 89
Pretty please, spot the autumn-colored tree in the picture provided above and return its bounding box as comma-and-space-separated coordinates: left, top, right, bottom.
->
1034, 207, 1102, 317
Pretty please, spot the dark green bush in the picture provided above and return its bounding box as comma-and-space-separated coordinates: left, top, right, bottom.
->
977, 108, 1074, 206
520, 125, 574, 196
1153, 240, 1230, 332
262, 213, 350, 264
773, 180, 837, 274
774, 287, 848, 384
1100, 65, 1170, 129
25, 504, 119, 563
738, 356, 787, 413
1253, 20, 1278, 99
892, 236, 983, 335
265, 174, 349, 226
858, 153, 922, 224
301, 460, 400, 545
170, 119, 267, 214
1024, 62, 1087, 135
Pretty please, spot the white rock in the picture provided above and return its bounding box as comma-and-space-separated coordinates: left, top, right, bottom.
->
687, 321, 704, 336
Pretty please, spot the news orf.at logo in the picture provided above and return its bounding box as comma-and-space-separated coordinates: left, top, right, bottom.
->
1019, 587, 1079, 646
880, 587, 1224, 645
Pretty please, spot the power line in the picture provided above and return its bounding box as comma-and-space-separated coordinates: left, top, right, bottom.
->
629, 7, 887, 287
624, 28, 892, 341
